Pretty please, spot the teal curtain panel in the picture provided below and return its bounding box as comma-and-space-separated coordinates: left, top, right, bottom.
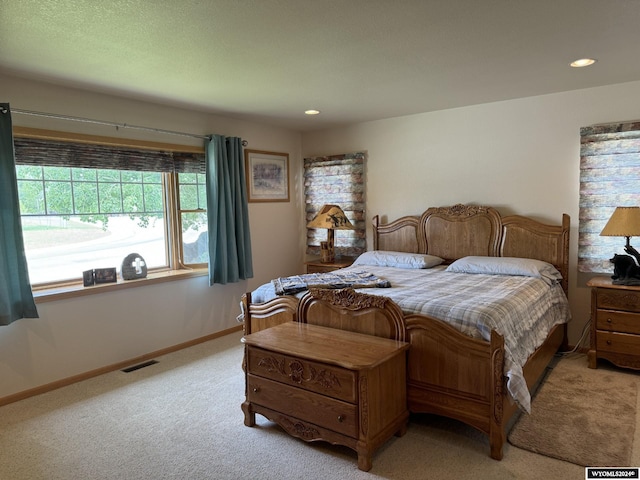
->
205, 135, 253, 285
0, 103, 38, 325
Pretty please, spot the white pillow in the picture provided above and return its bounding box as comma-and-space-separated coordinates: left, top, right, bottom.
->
445, 256, 562, 285
353, 250, 444, 269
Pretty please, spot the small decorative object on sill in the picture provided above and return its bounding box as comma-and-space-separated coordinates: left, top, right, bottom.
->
94, 267, 118, 284
121, 253, 147, 280
83, 269, 95, 287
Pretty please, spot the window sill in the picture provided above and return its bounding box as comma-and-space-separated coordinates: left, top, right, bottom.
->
33, 268, 209, 304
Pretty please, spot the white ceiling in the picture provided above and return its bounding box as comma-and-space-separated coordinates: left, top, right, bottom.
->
2, 0, 640, 132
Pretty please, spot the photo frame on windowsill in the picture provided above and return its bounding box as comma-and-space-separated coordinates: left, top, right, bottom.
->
94, 267, 117, 284
83, 269, 95, 287
244, 149, 290, 203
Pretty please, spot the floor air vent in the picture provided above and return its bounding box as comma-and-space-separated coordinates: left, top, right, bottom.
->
121, 360, 158, 373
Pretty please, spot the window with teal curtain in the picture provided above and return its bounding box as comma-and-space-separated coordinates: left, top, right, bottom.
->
579, 121, 640, 273
205, 135, 253, 285
0, 103, 38, 325
304, 152, 366, 258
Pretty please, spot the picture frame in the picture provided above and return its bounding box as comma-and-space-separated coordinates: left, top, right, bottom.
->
82, 269, 95, 287
244, 149, 290, 202
94, 267, 117, 284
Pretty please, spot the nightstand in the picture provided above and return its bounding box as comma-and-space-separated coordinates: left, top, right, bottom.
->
305, 257, 354, 274
241, 322, 409, 471
588, 276, 640, 370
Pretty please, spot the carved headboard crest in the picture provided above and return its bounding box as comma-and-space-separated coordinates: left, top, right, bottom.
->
432, 204, 491, 217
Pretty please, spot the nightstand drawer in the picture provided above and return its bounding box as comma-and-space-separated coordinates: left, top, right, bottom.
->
247, 374, 358, 437
596, 309, 640, 334
596, 289, 640, 313
596, 331, 640, 356
247, 347, 357, 403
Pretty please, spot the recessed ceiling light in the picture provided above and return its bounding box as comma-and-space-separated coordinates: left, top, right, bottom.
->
570, 58, 597, 68
304, 109, 320, 115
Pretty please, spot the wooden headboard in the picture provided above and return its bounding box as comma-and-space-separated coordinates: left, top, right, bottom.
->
372, 204, 570, 295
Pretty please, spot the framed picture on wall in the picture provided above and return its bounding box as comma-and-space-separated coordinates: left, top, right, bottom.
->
244, 149, 290, 202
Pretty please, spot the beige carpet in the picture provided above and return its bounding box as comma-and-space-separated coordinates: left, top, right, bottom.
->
1, 334, 634, 479
508, 355, 638, 467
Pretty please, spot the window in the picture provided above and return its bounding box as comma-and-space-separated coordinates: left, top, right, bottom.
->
579, 122, 640, 273
177, 172, 208, 264
304, 152, 366, 258
14, 130, 207, 286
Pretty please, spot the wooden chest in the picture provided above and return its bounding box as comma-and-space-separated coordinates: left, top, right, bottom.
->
241, 322, 409, 471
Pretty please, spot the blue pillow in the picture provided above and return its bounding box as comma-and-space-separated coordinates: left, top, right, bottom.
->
445, 256, 562, 285
353, 250, 444, 269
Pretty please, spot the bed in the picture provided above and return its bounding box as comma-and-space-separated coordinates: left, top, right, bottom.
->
240, 204, 571, 460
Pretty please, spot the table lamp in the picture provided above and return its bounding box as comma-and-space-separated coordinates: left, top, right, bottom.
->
600, 206, 640, 283
600, 206, 640, 251
307, 204, 354, 263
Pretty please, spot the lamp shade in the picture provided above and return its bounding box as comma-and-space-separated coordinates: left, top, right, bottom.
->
307, 204, 354, 230
600, 207, 640, 237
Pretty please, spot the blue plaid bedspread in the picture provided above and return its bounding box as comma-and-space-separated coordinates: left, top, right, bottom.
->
250, 264, 571, 413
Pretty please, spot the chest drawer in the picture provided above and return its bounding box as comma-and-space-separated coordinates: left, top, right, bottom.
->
596, 309, 640, 335
247, 374, 358, 437
596, 331, 640, 356
246, 347, 357, 403
596, 288, 640, 313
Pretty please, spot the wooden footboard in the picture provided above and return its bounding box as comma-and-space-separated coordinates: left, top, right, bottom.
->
242, 292, 566, 460
405, 313, 566, 460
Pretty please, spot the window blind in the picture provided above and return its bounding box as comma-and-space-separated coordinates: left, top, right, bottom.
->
579, 122, 640, 273
304, 152, 366, 258
13, 138, 205, 173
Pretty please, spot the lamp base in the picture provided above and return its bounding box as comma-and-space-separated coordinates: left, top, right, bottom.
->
320, 241, 335, 263
610, 252, 640, 285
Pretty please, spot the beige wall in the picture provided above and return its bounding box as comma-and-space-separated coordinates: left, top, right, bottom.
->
3, 71, 640, 400
0, 73, 304, 399
302, 80, 640, 347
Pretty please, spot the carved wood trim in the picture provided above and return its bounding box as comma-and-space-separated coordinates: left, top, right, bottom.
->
308, 287, 391, 310
359, 375, 369, 436
279, 416, 322, 440
491, 348, 505, 425
431, 203, 493, 217
257, 355, 286, 376
489, 330, 505, 425
256, 355, 343, 392
297, 288, 406, 341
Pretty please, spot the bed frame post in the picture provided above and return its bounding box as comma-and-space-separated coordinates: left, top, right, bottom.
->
241, 292, 252, 335
372, 215, 379, 251
489, 330, 506, 460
